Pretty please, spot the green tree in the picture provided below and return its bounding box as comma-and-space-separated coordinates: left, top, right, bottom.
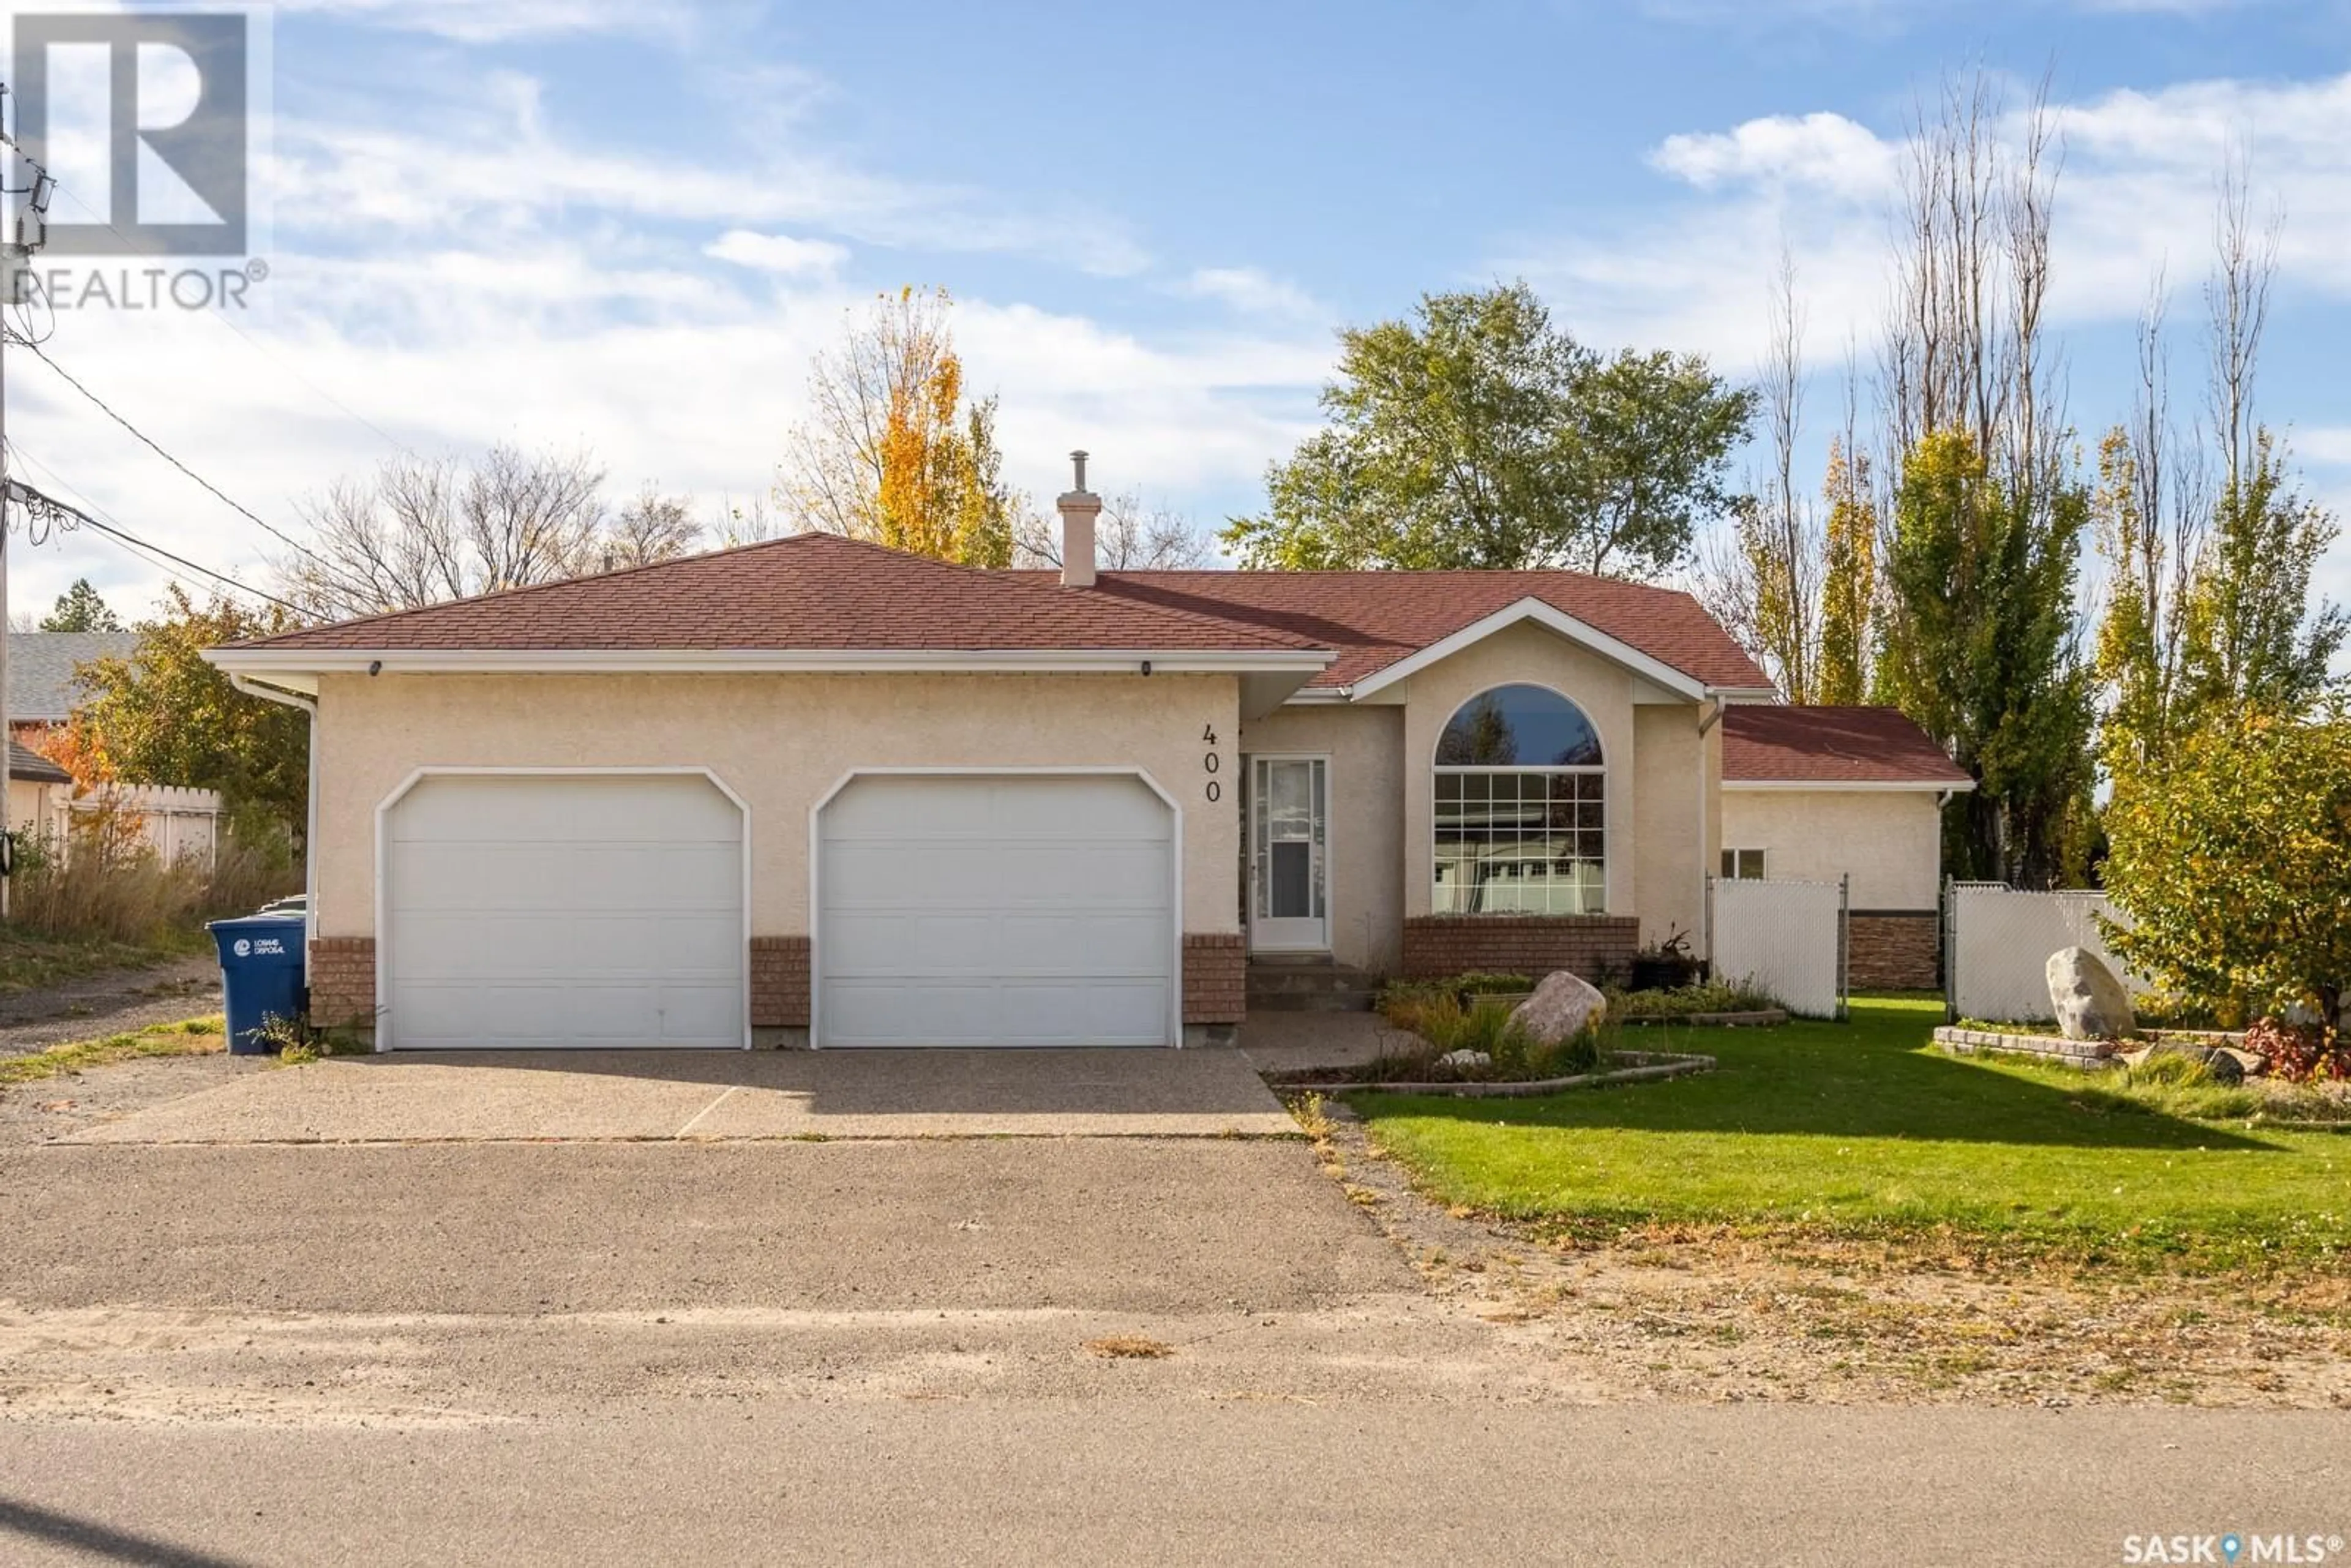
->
1874, 430, 2095, 887
40, 577, 122, 632
2102, 703, 2351, 1039
1221, 282, 1753, 577
69, 587, 309, 838
1814, 441, 1876, 706
2180, 432, 2345, 719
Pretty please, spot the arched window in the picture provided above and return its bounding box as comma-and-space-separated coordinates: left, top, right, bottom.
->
1433, 684, 1605, 915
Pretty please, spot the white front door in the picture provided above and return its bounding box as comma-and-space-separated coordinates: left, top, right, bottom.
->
1248, 755, 1329, 953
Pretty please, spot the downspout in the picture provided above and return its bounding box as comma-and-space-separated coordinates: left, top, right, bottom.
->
230, 673, 319, 956
1695, 696, 1723, 963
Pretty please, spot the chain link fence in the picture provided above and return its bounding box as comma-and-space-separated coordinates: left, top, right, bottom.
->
1708, 875, 1848, 1019
1943, 881, 2145, 1023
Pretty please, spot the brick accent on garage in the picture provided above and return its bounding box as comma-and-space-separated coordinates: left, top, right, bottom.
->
1401, 915, 1641, 984
1183, 932, 1247, 1024
750, 936, 811, 1027
1848, 911, 1940, 991
307, 937, 375, 1027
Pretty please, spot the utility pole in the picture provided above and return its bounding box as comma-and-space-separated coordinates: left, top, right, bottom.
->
0, 80, 55, 921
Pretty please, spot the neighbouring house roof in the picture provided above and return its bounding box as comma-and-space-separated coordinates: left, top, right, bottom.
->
8, 738, 72, 786
1720, 705, 1974, 790
7, 631, 136, 724
215, 533, 1773, 702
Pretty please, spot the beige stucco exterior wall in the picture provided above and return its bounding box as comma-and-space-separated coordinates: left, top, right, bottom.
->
1380, 620, 1708, 934
1717, 789, 1944, 909
312, 670, 1242, 939
1235, 703, 1406, 973
1632, 705, 1711, 951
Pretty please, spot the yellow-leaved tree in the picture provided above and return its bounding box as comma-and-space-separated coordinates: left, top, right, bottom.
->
778, 286, 1019, 567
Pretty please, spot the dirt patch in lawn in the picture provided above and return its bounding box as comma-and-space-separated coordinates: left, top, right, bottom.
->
1307, 1098, 2351, 1409
0, 955, 221, 1059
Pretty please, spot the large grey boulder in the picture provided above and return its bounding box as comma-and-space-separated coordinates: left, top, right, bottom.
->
2046, 947, 2136, 1041
1510, 970, 1608, 1044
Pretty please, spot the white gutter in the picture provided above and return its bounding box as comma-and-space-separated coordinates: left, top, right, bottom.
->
1723, 779, 1978, 793
228, 673, 320, 956
204, 645, 1335, 691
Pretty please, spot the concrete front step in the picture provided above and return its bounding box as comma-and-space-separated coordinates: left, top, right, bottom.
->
1247, 990, 1376, 1013
1247, 959, 1376, 1013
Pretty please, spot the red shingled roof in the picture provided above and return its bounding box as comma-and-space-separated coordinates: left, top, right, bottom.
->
1031, 569, 1771, 691
1721, 705, 1973, 787
231, 534, 1772, 693
235, 535, 1324, 655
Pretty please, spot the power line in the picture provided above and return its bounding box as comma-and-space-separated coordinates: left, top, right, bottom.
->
4, 441, 307, 613
4, 330, 327, 566
42, 174, 418, 460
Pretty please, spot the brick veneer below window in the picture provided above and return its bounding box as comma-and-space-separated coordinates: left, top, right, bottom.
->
1401, 915, 1640, 983
307, 937, 375, 1028
751, 936, 811, 1027
1847, 912, 1940, 991
1183, 932, 1247, 1024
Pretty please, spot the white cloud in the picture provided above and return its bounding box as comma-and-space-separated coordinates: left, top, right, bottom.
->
272, 0, 686, 43
2294, 427, 2351, 467
1650, 112, 1899, 198
1509, 70, 2351, 366
1179, 266, 1323, 318
705, 230, 851, 279
266, 73, 1154, 277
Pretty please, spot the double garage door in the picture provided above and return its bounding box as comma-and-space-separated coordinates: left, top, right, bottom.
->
381, 771, 1174, 1049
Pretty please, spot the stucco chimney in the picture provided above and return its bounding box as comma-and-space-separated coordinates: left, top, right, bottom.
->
1057, 449, 1101, 588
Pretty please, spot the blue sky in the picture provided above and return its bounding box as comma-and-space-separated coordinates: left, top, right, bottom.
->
7, 0, 2351, 623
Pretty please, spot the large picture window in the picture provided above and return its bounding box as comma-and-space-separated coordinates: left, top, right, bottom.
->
1433, 684, 1605, 915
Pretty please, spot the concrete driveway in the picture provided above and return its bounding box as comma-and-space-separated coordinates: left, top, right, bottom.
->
53, 1046, 1299, 1144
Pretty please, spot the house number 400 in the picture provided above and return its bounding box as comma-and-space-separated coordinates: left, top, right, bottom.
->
1202, 725, 1221, 801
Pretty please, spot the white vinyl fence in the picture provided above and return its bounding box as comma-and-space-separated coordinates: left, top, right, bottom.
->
1708, 876, 1847, 1019
63, 784, 222, 868
1945, 883, 2147, 1023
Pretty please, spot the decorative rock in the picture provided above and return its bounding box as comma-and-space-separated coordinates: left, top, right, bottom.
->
1434, 1049, 1491, 1070
1510, 970, 1608, 1045
2142, 1041, 2247, 1086
2046, 947, 2136, 1041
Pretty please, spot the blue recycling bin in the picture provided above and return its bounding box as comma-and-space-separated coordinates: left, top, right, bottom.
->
208, 914, 309, 1056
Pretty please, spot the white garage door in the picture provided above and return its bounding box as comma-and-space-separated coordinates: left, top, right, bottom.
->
384, 773, 744, 1049
817, 775, 1175, 1048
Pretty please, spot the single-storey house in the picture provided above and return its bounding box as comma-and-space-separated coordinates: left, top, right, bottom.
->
206, 472, 1968, 1050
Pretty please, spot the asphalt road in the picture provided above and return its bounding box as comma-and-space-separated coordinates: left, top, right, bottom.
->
2, 1120, 2346, 1564
2, 1404, 2344, 1566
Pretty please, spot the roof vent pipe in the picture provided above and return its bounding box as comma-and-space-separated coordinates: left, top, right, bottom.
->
1057, 449, 1100, 588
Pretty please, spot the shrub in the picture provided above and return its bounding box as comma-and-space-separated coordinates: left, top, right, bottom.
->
8, 819, 299, 945
2244, 1017, 2350, 1084
1370, 989, 1602, 1081
1605, 980, 1779, 1019
1453, 972, 1534, 996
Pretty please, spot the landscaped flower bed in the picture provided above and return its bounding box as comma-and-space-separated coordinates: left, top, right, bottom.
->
1269, 1046, 1715, 1098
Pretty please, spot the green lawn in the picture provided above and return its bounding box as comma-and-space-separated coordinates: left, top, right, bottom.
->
1355, 996, 2350, 1272
0, 1016, 225, 1086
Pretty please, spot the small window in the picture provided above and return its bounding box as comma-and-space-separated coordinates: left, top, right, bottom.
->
1720, 848, 1765, 880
